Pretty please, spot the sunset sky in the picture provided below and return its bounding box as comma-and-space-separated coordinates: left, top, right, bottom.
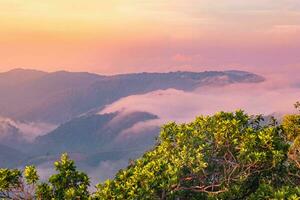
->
1, 0, 300, 75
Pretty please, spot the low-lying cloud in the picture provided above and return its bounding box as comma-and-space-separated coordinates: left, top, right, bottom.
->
101, 76, 300, 125
0, 117, 56, 142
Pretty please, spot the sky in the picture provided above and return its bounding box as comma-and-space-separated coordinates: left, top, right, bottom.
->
0, 0, 300, 75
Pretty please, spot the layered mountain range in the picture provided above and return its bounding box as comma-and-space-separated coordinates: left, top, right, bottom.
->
0, 68, 265, 179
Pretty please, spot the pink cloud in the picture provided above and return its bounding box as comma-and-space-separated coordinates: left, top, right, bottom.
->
101, 77, 300, 125
0, 117, 56, 142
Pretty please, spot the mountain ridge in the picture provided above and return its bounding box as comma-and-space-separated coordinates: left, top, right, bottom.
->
0, 69, 264, 124
0, 68, 267, 179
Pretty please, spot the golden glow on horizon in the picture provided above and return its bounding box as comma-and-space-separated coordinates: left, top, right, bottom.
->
0, 0, 300, 73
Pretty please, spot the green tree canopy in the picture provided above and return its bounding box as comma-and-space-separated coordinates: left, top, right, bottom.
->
0, 154, 90, 200
94, 110, 300, 200
36, 153, 90, 200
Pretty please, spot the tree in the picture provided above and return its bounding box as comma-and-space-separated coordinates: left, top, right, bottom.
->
93, 110, 293, 199
36, 153, 90, 200
0, 153, 90, 200
295, 101, 300, 112
281, 101, 300, 190
0, 166, 37, 199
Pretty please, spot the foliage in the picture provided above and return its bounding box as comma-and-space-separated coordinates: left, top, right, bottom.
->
282, 102, 300, 167
0, 167, 38, 199
36, 153, 90, 200
94, 110, 300, 200
295, 102, 300, 112
248, 184, 300, 200
24, 166, 39, 185
0, 153, 90, 200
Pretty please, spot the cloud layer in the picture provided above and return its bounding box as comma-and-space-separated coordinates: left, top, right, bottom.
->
0, 117, 56, 142
101, 76, 300, 124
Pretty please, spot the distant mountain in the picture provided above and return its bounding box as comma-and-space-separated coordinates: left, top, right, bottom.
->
0, 117, 56, 150
0, 144, 26, 168
0, 69, 264, 124
0, 68, 47, 89
20, 111, 159, 167
0, 68, 265, 177
0, 118, 24, 147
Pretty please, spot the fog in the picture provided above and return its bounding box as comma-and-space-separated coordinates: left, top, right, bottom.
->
101, 74, 300, 125
0, 117, 56, 142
